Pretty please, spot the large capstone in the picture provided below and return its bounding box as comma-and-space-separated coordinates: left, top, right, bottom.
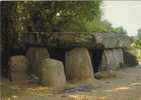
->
65, 48, 94, 82
23, 32, 131, 49
8, 55, 29, 83
100, 49, 124, 70
26, 47, 50, 78
92, 32, 131, 48
40, 58, 66, 88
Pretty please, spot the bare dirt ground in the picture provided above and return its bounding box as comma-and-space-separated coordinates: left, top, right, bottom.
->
1, 65, 141, 100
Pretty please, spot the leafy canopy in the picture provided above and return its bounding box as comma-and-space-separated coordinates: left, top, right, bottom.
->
11, 1, 102, 32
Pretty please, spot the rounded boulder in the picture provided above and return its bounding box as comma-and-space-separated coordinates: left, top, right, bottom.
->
40, 58, 66, 88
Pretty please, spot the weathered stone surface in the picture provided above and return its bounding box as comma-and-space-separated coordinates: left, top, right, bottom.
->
8, 55, 29, 82
10, 72, 29, 83
40, 58, 66, 88
100, 49, 124, 70
95, 70, 116, 79
8, 55, 29, 72
23, 32, 131, 49
123, 51, 138, 66
26, 47, 50, 77
65, 48, 94, 82
24, 32, 96, 48
91, 33, 132, 48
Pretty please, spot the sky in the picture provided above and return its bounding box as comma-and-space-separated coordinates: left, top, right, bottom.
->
102, 1, 141, 36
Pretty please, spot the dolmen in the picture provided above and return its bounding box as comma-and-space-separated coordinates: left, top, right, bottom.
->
8, 32, 139, 88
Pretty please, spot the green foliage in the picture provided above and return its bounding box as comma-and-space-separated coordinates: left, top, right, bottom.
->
132, 28, 141, 49
2, 1, 129, 48
130, 28, 141, 60
137, 28, 141, 45
1, 1, 102, 49
112, 26, 127, 34
85, 18, 113, 33
85, 18, 127, 34
9, 1, 102, 32
3, 1, 129, 34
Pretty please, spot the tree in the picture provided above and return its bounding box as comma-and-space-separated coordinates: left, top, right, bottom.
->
8, 1, 102, 32
136, 28, 141, 48
1, 1, 102, 68
131, 28, 141, 49
1, 1, 102, 45
85, 18, 113, 33
137, 28, 141, 42
112, 26, 127, 34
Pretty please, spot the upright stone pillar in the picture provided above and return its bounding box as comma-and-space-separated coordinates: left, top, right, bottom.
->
8, 55, 29, 83
40, 58, 66, 88
65, 48, 94, 82
100, 49, 124, 71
